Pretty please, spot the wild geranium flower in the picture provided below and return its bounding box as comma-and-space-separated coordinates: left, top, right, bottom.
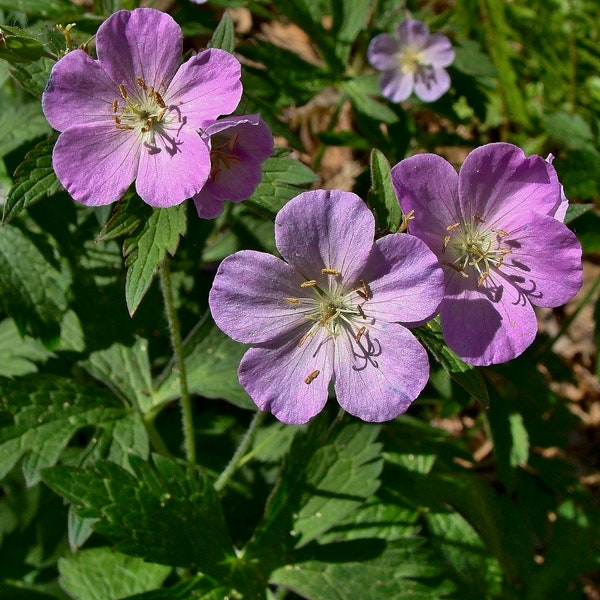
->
367, 18, 454, 103
391, 142, 583, 366
42, 8, 242, 207
193, 115, 273, 219
209, 189, 444, 424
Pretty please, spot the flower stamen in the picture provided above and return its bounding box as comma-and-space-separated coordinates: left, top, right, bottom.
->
304, 370, 320, 384
301, 280, 317, 288
322, 268, 341, 275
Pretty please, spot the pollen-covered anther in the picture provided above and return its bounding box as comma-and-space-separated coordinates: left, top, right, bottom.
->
283, 297, 302, 305
473, 214, 485, 223
446, 222, 460, 231
304, 370, 320, 385
443, 261, 468, 278
119, 83, 128, 100
356, 304, 367, 319
356, 326, 367, 344
300, 280, 317, 288
111, 99, 118, 114
356, 279, 372, 300
136, 77, 147, 90
322, 268, 341, 276
399, 209, 415, 232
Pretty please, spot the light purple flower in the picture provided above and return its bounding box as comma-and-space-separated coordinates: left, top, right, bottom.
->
42, 8, 242, 207
193, 115, 273, 219
367, 18, 454, 103
391, 142, 583, 366
209, 189, 444, 424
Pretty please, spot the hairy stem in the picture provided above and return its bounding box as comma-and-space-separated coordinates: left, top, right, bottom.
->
215, 410, 266, 493
159, 257, 196, 465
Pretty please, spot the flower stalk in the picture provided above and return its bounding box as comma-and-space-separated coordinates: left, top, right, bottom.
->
160, 256, 196, 465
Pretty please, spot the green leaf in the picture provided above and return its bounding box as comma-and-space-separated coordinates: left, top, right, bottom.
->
415, 319, 489, 408
245, 149, 317, 217
8, 56, 55, 97
81, 337, 155, 414
0, 375, 138, 485
0, 223, 70, 340
367, 148, 401, 233
95, 193, 144, 242
42, 454, 235, 572
0, 0, 83, 17
123, 201, 187, 315
342, 78, 399, 125
154, 314, 254, 410
208, 12, 235, 53
564, 202, 593, 224
331, 0, 370, 64
425, 511, 502, 598
0, 102, 50, 156
0, 317, 51, 376
2, 137, 61, 224
58, 547, 171, 600
248, 418, 383, 570
271, 539, 454, 600
0, 25, 49, 64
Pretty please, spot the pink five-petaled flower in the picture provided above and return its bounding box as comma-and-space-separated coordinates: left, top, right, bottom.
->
209, 189, 445, 424
193, 115, 273, 219
367, 18, 454, 103
391, 142, 583, 366
42, 8, 242, 208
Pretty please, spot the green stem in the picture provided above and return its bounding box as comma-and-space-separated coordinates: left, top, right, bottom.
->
143, 413, 172, 459
159, 257, 196, 465
214, 411, 266, 493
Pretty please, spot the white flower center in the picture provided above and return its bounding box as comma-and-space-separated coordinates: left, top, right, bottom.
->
442, 215, 512, 286
399, 48, 424, 74
283, 269, 373, 384
112, 77, 175, 140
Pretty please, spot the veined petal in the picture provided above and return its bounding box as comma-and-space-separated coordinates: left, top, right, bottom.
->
458, 143, 561, 225
96, 8, 182, 92
194, 115, 273, 209
391, 153, 460, 256
414, 67, 451, 102
379, 71, 414, 103
42, 50, 118, 131
275, 190, 375, 287
397, 18, 430, 50
166, 49, 242, 129
193, 189, 225, 219
334, 321, 429, 422
440, 271, 537, 365
52, 124, 138, 206
209, 250, 315, 345
239, 331, 334, 425
363, 234, 444, 324
499, 212, 582, 308
367, 33, 401, 71
421, 34, 455, 67
135, 127, 210, 207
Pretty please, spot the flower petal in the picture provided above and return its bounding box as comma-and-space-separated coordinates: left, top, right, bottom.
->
165, 49, 242, 129
193, 115, 273, 216
440, 271, 537, 365
458, 143, 561, 225
209, 250, 315, 345
367, 33, 401, 71
379, 71, 414, 103
238, 331, 333, 425
52, 124, 138, 206
421, 34, 455, 68
275, 189, 375, 287
414, 67, 451, 102
334, 321, 429, 422
42, 50, 118, 131
391, 153, 460, 256
397, 19, 430, 50
135, 127, 210, 207
500, 212, 582, 308
96, 8, 182, 91
363, 234, 444, 324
